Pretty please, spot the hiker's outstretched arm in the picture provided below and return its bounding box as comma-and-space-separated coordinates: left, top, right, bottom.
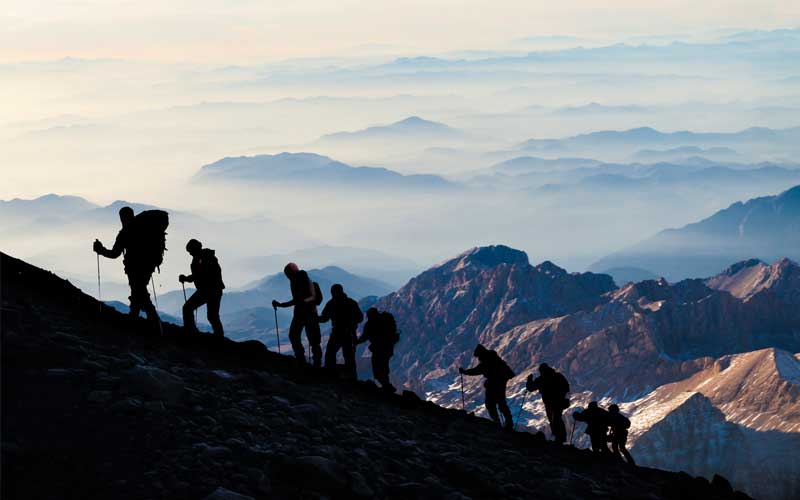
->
462, 364, 484, 376
98, 231, 125, 258
318, 302, 332, 323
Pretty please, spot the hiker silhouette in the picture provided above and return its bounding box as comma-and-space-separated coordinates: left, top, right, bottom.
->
318, 283, 363, 379
459, 344, 515, 430
93, 206, 167, 331
608, 404, 636, 465
526, 363, 570, 443
356, 307, 399, 392
272, 263, 323, 367
573, 401, 611, 454
179, 239, 225, 337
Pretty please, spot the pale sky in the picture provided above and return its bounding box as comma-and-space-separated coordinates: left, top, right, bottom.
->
2, 0, 799, 63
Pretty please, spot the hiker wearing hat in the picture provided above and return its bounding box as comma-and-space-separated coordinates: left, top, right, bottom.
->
273, 263, 323, 366
179, 239, 225, 336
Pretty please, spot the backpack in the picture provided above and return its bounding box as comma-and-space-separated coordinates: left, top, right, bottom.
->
132, 210, 169, 270
313, 281, 323, 306
500, 358, 515, 381
381, 312, 400, 344
555, 372, 570, 396
200, 249, 224, 289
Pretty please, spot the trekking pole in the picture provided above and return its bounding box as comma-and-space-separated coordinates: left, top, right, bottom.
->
569, 418, 576, 446
151, 276, 165, 336
513, 392, 528, 431
460, 373, 466, 411
96, 253, 102, 311
151, 276, 160, 311
273, 307, 281, 354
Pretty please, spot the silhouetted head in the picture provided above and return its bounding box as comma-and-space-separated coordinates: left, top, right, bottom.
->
538, 363, 552, 374
186, 239, 202, 256
608, 404, 620, 414
118, 206, 134, 226
283, 262, 299, 278
366, 307, 379, 320
473, 344, 488, 358
330, 283, 344, 297
588, 401, 599, 410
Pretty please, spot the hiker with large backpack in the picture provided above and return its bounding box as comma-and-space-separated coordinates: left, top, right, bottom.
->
607, 404, 635, 465
356, 307, 399, 393
272, 263, 323, 367
93, 206, 168, 332
318, 283, 363, 379
525, 363, 571, 443
459, 344, 515, 430
179, 239, 225, 337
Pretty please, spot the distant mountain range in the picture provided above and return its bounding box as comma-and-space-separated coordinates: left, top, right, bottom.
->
238, 245, 420, 288
517, 126, 800, 159
156, 265, 395, 346
365, 244, 800, 499
592, 185, 800, 280
0, 193, 313, 292
194, 152, 457, 191
630, 146, 739, 163
317, 116, 462, 143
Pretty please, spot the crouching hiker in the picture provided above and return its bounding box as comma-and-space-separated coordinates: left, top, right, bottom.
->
573, 401, 610, 454
608, 404, 635, 465
179, 239, 225, 337
459, 344, 515, 430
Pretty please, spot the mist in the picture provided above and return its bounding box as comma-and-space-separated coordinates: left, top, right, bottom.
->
2, 28, 800, 301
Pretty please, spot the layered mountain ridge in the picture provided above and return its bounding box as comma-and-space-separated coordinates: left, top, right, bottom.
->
366, 245, 800, 499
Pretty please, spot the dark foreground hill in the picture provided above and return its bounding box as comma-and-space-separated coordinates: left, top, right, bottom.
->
1, 252, 748, 499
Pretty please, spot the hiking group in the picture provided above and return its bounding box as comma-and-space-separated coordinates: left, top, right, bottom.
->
460, 344, 635, 464
94, 206, 635, 463
94, 205, 400, 392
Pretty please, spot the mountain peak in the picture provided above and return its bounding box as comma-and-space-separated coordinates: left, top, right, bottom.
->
534, 260, 568, 277
454, 245, 529, 269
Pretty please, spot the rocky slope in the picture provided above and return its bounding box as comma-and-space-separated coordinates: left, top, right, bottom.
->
1, 251, 748, 500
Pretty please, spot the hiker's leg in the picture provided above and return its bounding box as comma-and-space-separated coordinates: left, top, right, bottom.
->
497, 382, 513, 428
288, 315, 306, 362
372, 353, 391, 388
621, 444, 635, 465
549, 406, 567, 443
305, 315, 322, 367
324, 331, 341, 369
341, 330, 357, 378
183, 290, 206, 332
206, 290, 224, 336
127, 271, 148, 316
484, 387, 500, 423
